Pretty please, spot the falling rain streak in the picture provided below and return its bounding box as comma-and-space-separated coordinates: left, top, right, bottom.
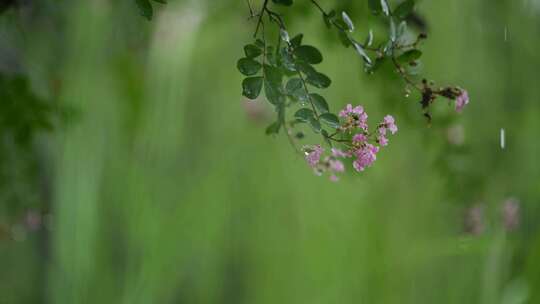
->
500, 128, 505, 149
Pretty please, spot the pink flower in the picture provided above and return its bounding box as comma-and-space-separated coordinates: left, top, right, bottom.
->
375, 115, 397, 147
383, 115, 398, 134
304, 147, 346, 181
304, 145, 323, 168
378, 135, 388, 146
352, 106, 364, 116
331, 148, 350, 158
339, 104, 368, 130
329, 159, 345, 172
352, 144, 379, 172
329, 175, 339, 182
339, 104, 364, 117
352, 133, 367, 143
455, 89, 469, 113
357, 112, 368, 130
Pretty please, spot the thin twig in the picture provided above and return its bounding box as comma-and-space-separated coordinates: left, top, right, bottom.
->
246, 0, 254, 17
253, 0, 269, 38
310, 0, 326, 16
391, 54, 422, 92
284, 125, 301, 153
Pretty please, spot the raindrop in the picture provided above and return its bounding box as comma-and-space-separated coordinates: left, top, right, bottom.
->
500, 128, 506, 149
280, 28, 290, 43
404, 87, 411, 98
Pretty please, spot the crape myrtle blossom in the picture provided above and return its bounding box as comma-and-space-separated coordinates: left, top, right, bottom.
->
304, 144, 323, 168
339, 104, 368, 131
455, 89, 469, 113
353, 144, 379, 172
421, 86, 470, 122
438, 87, 470, 113
377, 115, 398, 147
303, 145, 345, 181
303, 104, 398, 180
331, 148, 350, 158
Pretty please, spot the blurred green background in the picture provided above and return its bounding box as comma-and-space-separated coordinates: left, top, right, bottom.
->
0, 0, 539, 303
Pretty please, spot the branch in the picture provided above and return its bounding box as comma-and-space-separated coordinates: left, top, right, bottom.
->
253, 0, 269, 38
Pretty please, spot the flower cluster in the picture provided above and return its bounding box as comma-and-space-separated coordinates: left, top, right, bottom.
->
436, 86, 470, 113
420, 85, 470, 122
303, 145, 345, 181
339, 104, 368, 130
303, 104, 398, 181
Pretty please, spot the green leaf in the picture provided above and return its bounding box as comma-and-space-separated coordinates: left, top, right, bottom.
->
285, 78, 302, 92
271, 0, 293, 6
279, 47, 296, 71
294, 45, 323, 65
266, 46, 277, 65
255, 39, 265, 48
136, 0, 153, 20
364, 30, 374, 47
265, 121, 281, 135
394, 0, 415, 19
342, 11, 354, 31
382, 39, 394, 56
390, 17, 397, 42
264, 79, 285, 105
366, 56, 387, 73
290, 34, 303, 48
280, 28, 290, 43
263, 64, 283, 84
333, 19, 349, 32
244, 44, 262, 58
319, 113, 340, 128
397, 49, 422, 63
294, 108, 315, 122
381, 0, 390, 16
309, 93, 329, 113
368, 0, 382, 15
306, 72, 331, 88
151, 0, 167, 3
285, 78, 307, 101
309, 116, 322, 133
353, 43, 372, 64
242, 77, 263, 99
237, 58, 261, 76
295, 61, 317, 77
397, 21, 408, 38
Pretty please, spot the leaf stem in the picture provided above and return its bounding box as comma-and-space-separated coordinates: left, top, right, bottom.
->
253, 0, 269, 38
391, 50, 423, 92
246, 0, 254, 17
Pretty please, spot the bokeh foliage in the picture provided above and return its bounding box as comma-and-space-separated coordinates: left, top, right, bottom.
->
0, 0, 539, 303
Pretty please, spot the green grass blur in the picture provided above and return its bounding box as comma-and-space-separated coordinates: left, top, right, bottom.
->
0, 0, 539, 303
